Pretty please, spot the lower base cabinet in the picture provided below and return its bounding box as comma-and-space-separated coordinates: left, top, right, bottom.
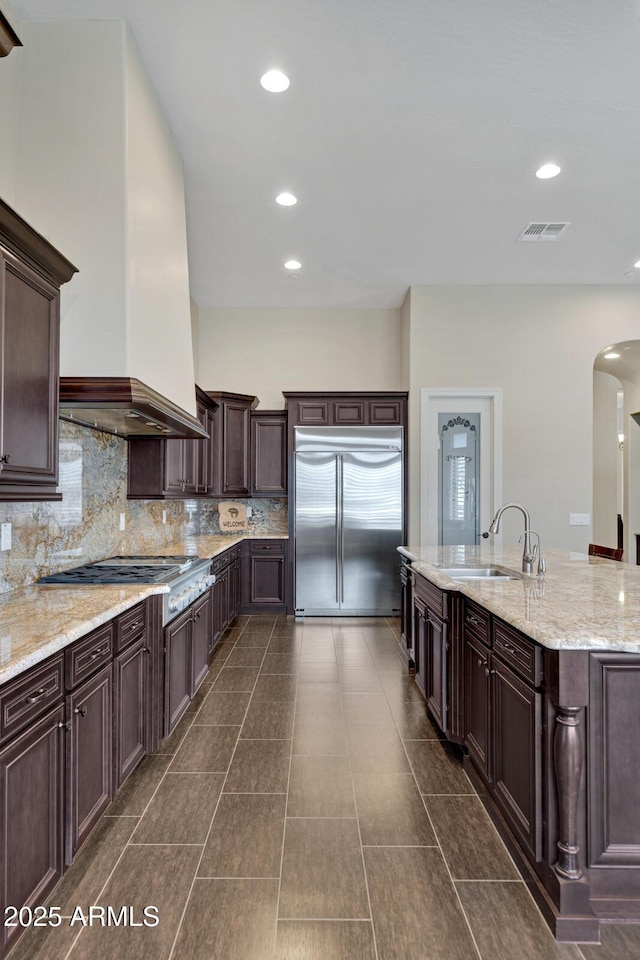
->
114, 636, 149, 791
66, 663, 113, 863
241, 539, 288, 614
0, 705, 65, 959
164, 588, 214, 737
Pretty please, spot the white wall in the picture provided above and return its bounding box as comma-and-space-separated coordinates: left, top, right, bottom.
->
4, 18, 196, 416
124, 30, 196, 416
196, 307, 404, 408
407, 286, 640, 550
0, 1, 22, 203
14, 20, 129, 379
592, 370, 620, 548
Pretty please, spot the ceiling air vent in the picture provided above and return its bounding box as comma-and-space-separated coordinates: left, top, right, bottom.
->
516, 221, 571, 242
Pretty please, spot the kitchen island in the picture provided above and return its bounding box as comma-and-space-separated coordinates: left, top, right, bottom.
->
399, 543, 640, 942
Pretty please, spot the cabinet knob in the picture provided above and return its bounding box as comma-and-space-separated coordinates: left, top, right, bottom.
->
0, 453, 10, 464
484, 667, 495, 678
74, 705, 88, 717
58, 720, 71, 731
143, 646, 150, 654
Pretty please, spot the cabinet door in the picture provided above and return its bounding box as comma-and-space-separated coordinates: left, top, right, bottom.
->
164, 611, 192, 736
222, 401, 250, 495
251, 414, 287, 496
211, 576, 223, 649
425, 610, 448, 734
114, 636, 149, 791
413, 598, 427, 698
249, 556, 286, 606
165, 439, 186, 496
191, 591, 211, 694
66, 664, 113, 862
0, 249, 60, 497
492, 656, 543, 862
0, 706, 64, 958
230, 558, 241, 619
294, 400, 331, 425
333, 400, 365, 424
368, 399, 404, 424
196, 403, 215, 495
464, 634, 492, 784
219, 570, 231, 633
400, 563, 413, 659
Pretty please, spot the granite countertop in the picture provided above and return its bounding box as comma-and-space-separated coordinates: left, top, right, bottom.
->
400, 544, 640, 653
0, 532, 289, 686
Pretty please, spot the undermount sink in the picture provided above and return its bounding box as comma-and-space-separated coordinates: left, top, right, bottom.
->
436, 565, 523, 581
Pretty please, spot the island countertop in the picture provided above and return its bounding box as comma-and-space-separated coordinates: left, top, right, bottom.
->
0, 533, 288, 685
399, 544, 640, 653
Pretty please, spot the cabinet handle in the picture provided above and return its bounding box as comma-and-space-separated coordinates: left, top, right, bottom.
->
484, 666, 495, 678
89, 646, 107, 660
74, 705, 88, 717
477, 657, 488, 668
143, 646, 150, 654
0, 454, 10, 464
26, 687, 47, 704
58, 720, 71, 731
127, 620, 143, 631
467, 615, 481, 627
502, 642, 516, 654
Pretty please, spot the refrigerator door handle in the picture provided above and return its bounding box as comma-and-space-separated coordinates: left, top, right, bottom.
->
338, 454, 345, 603
335, 455, 341, 604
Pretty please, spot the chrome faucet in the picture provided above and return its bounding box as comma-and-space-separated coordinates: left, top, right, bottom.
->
487, 503, 535, 574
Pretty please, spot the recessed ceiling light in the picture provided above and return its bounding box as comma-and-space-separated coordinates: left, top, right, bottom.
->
535, 163, 561, 179
276, 192, 297, 206
604, 352, 620, 359
284, 259, 301, 270
634, 260, 640, 269
260, 70, 290, 93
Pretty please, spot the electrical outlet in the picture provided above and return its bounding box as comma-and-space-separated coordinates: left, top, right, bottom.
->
246, 506, 253, 518
119, 512, 126, 531
569, 513, 590, 526
1, 523, 11, 551
162, 509, 167, 525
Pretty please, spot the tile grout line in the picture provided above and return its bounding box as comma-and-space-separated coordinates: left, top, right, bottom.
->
58, 625, 247, 960
272, 615, 298, 959
340, 622, 381, 960
165, 615, 273, 960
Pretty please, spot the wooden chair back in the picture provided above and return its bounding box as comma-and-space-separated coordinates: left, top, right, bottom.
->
588, 543, 623, 561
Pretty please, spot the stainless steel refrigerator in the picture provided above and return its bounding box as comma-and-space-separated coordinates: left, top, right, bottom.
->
293, 426, 404, 616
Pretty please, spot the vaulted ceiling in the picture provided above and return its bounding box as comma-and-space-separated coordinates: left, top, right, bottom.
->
12, 0, 640, 308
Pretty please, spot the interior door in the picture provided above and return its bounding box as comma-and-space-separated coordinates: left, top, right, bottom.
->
340, 451, 402, 613
295, 451, 338, 613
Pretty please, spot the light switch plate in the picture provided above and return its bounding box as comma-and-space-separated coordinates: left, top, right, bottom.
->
119, 512, 126, 531
570, 513, 590, 525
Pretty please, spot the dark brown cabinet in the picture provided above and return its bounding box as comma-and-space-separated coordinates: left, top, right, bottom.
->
241, 539, 288, 614
0, 704, 65, 958
411, 572, 452, 736
399, 557, 413, 663
65, 663, 113, 863
0, 199, 76, 501
164, 590, 213, 736
212, 544, 242, 645
113, 636, 149, 791
462, 604, 543, 863
283, 391, 408, 430
251, 410, 287, 496
205, 391, 258, 497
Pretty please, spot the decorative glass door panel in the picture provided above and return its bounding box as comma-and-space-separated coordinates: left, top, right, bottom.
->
438, 413, 480, 545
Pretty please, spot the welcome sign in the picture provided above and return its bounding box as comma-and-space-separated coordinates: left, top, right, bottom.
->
218, 502, 248, 531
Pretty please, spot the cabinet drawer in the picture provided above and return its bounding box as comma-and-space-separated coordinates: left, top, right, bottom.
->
248, 539, 286, 556
464, 600, 491, 647
493, 620, 542, 687
115, 603, 146, 653
65, 623, 114, 690
212, 549, 233, 574
0, 654, 64, 743
413, 573, 448, 621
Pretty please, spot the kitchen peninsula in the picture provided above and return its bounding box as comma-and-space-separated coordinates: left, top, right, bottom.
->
399, 543, 640, 942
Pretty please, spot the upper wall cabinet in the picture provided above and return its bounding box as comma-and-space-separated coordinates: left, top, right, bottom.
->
0, 199, 77, 501
205, 391, 258, 498
251, 410, 287, 497
283, 392, 408, 430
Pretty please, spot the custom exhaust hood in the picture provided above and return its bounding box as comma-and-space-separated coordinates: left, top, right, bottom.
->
59, 378, 208, 440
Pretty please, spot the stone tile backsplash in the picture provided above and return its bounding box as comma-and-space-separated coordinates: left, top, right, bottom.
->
0, 421, 288, 594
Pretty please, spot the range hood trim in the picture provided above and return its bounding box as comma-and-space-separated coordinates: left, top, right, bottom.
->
59, 377, 209, 440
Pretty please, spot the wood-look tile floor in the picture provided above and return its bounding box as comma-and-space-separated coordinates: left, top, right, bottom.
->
11, 615, 639, 960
